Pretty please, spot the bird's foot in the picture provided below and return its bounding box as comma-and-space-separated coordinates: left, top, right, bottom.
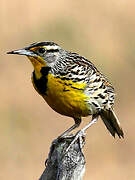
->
65, 130, 86, 152
65, 118, 97, 152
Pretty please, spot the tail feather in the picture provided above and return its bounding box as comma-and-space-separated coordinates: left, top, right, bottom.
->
100, 109, 124, 138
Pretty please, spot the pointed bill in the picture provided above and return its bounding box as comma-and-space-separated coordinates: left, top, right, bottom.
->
7, 49, 37, 57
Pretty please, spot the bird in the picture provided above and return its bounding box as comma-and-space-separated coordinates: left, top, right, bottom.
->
7, 41, 124, 139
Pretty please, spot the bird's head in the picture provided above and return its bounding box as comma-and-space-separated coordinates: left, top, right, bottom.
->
7, 41, 62, 78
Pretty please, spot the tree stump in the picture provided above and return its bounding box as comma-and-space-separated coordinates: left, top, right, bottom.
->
39, 134, 86, 180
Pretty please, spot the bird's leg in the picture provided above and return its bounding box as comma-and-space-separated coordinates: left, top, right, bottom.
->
58, 118, 82, 138
81, 114, 99, 132
66, 114, 99, 152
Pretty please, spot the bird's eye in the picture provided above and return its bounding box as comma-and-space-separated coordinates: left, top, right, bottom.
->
38, 48, 46, 54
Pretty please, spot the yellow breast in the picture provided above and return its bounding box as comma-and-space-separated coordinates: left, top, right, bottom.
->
43, 74, 90, 118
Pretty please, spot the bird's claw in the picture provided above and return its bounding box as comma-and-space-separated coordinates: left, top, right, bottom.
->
65, 129, 86, 152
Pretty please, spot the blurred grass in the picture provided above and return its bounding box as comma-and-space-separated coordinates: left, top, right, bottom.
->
1, 0, 135, 179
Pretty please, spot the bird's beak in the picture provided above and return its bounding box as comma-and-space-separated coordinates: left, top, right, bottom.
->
7, 48, 37, 57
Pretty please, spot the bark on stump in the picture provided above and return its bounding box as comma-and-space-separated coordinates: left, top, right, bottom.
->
39, 135, 86, 180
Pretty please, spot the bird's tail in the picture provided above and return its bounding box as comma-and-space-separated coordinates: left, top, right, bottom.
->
100, 109, 124, 138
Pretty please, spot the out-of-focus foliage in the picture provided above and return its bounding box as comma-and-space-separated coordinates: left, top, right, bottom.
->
1, 0, 135, 179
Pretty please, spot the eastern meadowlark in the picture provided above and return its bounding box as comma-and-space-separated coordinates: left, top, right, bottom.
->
7, 41, 124, 139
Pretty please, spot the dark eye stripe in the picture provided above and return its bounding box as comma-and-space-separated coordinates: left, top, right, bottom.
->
47, 49, 59, 53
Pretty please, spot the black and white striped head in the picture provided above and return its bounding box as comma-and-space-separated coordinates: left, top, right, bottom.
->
7, 41, 63, 68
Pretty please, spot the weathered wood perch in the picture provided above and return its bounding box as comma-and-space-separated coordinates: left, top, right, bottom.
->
39, 134, 86, 180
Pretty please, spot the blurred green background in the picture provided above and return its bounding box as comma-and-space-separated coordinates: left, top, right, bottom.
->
1, 0, 135, 179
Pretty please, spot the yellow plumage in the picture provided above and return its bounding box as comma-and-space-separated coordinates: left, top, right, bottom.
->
43, 74, 90, 118
29, 54, 90, 118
